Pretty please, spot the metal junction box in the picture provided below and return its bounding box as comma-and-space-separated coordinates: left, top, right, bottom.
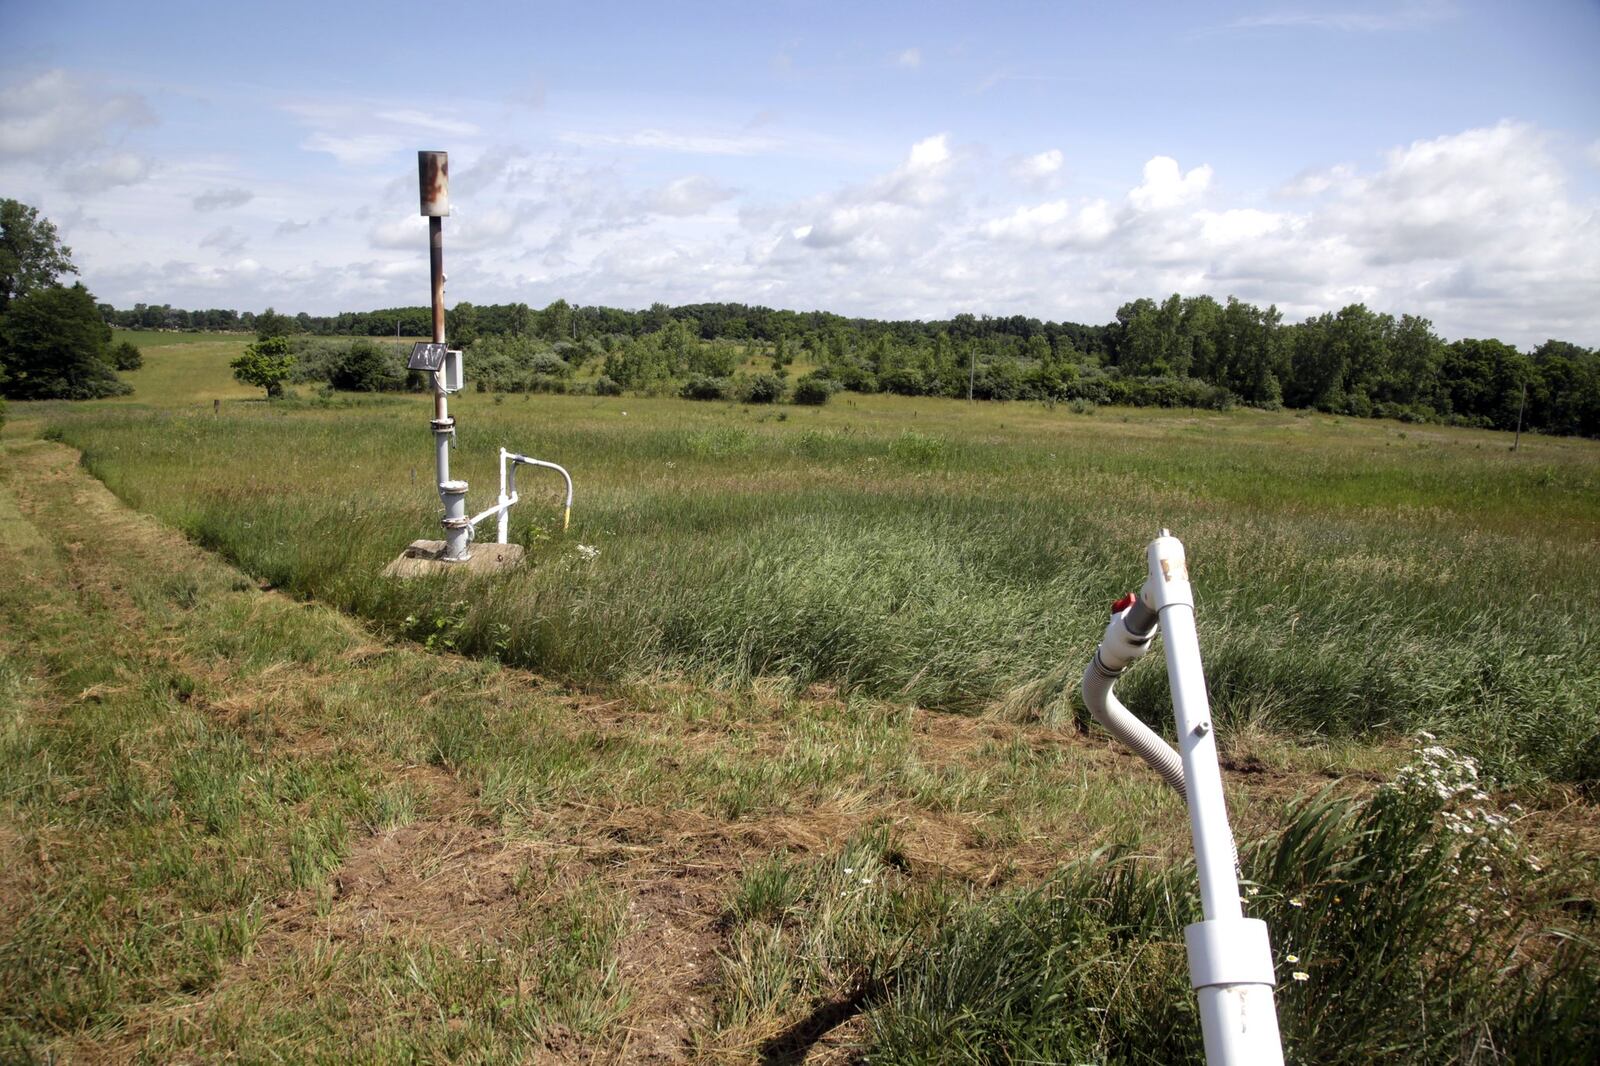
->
439, 348, 464, 393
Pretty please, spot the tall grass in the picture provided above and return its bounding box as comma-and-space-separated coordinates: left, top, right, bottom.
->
47, 390, 1600, 784
868, 741, 1599, 1063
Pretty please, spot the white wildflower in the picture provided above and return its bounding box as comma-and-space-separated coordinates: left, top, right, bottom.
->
576, 544, 600, 560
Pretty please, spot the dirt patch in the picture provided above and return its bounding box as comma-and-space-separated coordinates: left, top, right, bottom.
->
612, 866, 726, 1061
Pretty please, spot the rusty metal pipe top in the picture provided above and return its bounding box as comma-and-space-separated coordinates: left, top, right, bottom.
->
418, 151, 449, 217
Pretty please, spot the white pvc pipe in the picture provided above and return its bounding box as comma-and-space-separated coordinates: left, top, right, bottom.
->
506, 454, 573, 536
498, 446, 512, 546
464, 450, 575, 544
1139, 533, 1283, 1066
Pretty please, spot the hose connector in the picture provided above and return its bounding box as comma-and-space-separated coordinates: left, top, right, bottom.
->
1098, 595, 1157, 674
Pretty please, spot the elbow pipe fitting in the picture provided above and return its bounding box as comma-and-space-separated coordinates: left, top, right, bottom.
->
1082, 602, 1188, 798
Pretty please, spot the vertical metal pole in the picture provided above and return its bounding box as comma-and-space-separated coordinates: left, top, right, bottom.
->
431, 213, 448, 443
497, 448, 511, 546
420, 150, 470, 561
1513, 379, 1527, 452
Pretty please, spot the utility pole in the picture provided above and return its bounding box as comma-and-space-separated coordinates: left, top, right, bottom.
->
1513, 378, 1527, 452
418, 150, 471, 562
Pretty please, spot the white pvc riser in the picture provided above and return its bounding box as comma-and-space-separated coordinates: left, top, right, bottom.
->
1129, 534, 1285, 1066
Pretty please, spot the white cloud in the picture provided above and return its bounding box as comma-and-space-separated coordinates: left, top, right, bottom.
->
199, 226, 248, 256
372, 109, 480, 137
1011, 149, 1063, 182
982, 199, 1116, 247
1128, 156, 1213, 211
59, 152, 151, 194
301, 131, 404, 166
1229, 1, 1458, 33
1196, 208, 1293, 244
645, 175, 736, 216
193, 186, 254, 212
896, 48, 922, 68
1279, 163, 1356, 197
0, 70, 156, 195
286, 101, 480, 167
558, 128, 783, 156
0, 70, 154, 157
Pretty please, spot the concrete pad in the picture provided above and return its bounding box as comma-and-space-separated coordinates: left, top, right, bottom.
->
382, 539, 525, 578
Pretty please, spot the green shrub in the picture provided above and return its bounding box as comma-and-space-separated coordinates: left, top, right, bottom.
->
527, 373, 569, 394
739, 373, 787, 404
791, 374, 835, 406
879, 366, 928, 396
593, 375, 623, 396
110, 339, 143, 371
329, 339, 402, 392
681, 375, 731, 401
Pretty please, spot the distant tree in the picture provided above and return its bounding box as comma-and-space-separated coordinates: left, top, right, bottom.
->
330, 339, 397, 391
505, 301, 533, 337
448, 301, 479, 347
110, 339, 144, 370
791, 373, 834, 405
231, 336, 295, 398
254, 307, 295, 340
0, 199, 78, 315
1440, 338, 1529, 428
1529, 340, 1600, 438
0, 283, 130, 399
1115, 296, 1192, 377
538, 298, 573, 341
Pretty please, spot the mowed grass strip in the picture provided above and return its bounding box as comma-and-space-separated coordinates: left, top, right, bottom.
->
0, 440, 638, 1060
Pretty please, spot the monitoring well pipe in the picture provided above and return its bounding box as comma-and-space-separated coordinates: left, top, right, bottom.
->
467, 451, 576, 544
1140, 532, 1283, 1066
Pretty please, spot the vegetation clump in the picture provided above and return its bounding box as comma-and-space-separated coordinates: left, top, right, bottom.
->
0, 200, 133, 400
868, 739, 1598, 1063
680, 374, 730, 401
230, 337, 296, 399
791, 373, 835, 405
738, 373, 786, 404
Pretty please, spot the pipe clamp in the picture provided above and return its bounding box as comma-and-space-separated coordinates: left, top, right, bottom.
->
1185, 918, 1277, 989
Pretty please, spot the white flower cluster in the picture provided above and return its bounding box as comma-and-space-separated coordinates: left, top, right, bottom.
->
1386, 732, 1538, 875
1391, 733, 1486, 804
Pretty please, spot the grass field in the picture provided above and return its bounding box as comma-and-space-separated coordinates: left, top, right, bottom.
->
3, 332, 1598, 1062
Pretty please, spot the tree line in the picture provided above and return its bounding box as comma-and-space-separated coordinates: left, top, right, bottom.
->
200, 294, 1592, 438
6, 192, 1595, 437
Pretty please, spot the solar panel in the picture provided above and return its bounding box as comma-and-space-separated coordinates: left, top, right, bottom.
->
408, 342, 448, 371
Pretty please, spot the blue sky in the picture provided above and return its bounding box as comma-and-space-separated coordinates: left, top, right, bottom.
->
3, 0, 1597, 344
